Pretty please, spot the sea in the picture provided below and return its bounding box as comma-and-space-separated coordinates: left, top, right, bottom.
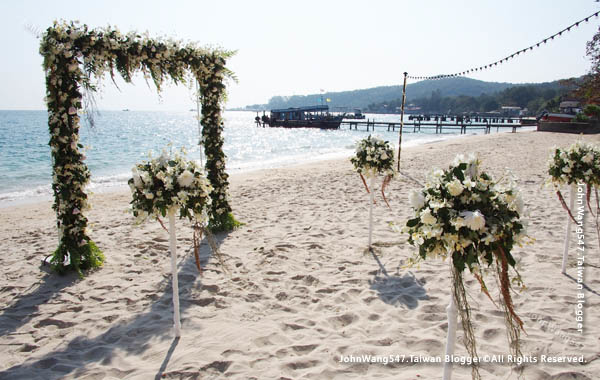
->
0, 110, 530, 206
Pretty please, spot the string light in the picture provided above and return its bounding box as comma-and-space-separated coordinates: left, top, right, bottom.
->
407, 11, 600, 81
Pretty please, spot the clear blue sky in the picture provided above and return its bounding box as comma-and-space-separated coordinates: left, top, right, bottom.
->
1, 0, 599, 110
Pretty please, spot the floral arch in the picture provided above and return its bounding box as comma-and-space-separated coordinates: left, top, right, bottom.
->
40, 20, 238, 275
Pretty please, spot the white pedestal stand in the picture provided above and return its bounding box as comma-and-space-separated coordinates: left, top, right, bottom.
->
368, 175, 375, 249
561, 185, 576, 274
168, 209, 182, 337
442, 281, 458, 380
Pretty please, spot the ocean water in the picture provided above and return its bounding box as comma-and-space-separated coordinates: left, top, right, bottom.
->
0, 110, 524, 205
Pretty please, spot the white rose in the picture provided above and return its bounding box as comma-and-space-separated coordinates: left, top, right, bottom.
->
582, 153, 594, 164
420, 208, 437, 225
460, 210, 486, 231
446, 179, 464, 196
177, 170, 195, 187
452, 216, 466, 229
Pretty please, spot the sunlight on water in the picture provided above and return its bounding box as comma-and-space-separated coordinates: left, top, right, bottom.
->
0, 110, 523, 204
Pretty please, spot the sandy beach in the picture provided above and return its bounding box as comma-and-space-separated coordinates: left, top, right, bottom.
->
1, 130, 599, 380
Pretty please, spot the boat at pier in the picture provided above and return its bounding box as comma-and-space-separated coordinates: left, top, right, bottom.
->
343, 109, 366, 120
264, 105, 344, 129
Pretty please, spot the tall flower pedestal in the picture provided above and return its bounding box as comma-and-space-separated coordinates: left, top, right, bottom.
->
168, 208, 182, 337
130, 148, 213, 337
350, 135, 395, 251
548, 142, 600, 274
402, 154, 529, 380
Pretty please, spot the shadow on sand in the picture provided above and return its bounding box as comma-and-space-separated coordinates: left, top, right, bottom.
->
0, 233, 231, 380
368, 249, 429, 309
0, 266, 79, 338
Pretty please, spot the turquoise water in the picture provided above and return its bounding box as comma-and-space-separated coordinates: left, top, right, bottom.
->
0, 110, 515, 204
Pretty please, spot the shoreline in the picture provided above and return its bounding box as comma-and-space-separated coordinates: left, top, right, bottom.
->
0, 128, 531, 209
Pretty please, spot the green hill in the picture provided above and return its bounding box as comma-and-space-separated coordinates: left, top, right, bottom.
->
241, 77, 569, 113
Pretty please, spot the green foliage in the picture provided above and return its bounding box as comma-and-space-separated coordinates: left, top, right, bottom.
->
208, 212, 243, 233
584, 104, 600, 119
367, 81, 573, 115
51, 241, 104, 277
571, 26, 600, 103
575, 113, 590, 122
247, 77, 515, 111
198, 59, 240, 231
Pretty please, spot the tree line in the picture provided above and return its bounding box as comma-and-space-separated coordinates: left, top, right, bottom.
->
365, 82, 577, 116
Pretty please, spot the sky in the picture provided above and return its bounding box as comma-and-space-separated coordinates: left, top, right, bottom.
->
1, 0, 599, 111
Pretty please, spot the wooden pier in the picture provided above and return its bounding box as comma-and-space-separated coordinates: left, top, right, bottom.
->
342, 118, 523, 134
255, 116, 527, 134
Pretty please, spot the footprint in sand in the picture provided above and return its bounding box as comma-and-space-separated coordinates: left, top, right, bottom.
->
284, 359, 321, 370
327, 312, 358, 329
290, 274, 319, 286
33, 318, 76, 329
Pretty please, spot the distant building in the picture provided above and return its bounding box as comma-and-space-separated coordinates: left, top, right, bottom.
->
402, 103, 422, 113
501, 106, 521, 117
559, 101, 581, 115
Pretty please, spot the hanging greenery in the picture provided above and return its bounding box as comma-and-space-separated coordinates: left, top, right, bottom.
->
40, 20, 235, 275
403, 154, 530, 380
198, 59, 241, 232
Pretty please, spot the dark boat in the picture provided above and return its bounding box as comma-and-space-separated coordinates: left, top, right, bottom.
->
343, 109, 366, 120
266, 105, 344, 129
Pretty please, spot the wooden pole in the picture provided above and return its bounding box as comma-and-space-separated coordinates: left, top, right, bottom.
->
397, 72, 408, 171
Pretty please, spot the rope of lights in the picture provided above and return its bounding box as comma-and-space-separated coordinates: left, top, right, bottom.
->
407, 11, 600, 81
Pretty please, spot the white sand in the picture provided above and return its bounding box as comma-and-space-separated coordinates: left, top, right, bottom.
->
1, 130, 599, 379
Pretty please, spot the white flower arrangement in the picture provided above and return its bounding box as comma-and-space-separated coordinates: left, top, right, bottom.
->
548, 141, 600, 186
350, 135, 396, 178
40, 20, 236, 274
402, 154, 529, 376
129, 149, 212, 224
548, 141, 600, 247
404, 154, 528, 270
350, 135, 396, 208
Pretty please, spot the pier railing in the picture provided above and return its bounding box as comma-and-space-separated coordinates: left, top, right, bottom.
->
255, 117, 529, 134
342, 119, 524, 134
